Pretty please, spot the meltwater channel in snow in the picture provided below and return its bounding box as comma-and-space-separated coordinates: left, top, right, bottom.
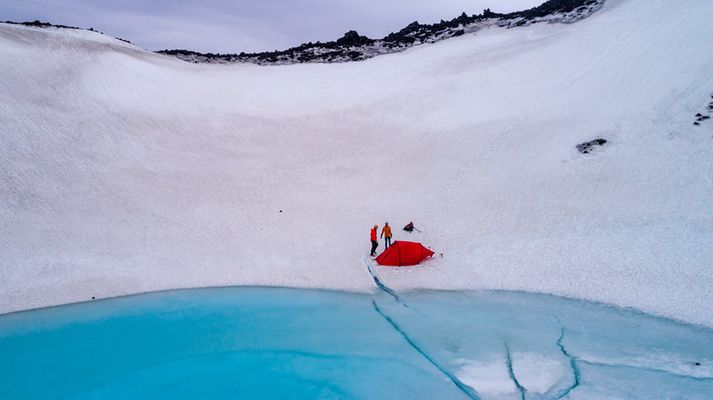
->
1, 286, 712, 400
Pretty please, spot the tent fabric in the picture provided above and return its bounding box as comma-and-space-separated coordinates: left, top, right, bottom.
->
375, 241, 434, 266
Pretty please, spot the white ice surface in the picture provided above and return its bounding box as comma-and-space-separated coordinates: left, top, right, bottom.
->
512, 353, 568, 395
454, 358, 518, 398
1, 0, 713, 327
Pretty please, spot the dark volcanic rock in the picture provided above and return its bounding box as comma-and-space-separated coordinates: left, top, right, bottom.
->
336, 31, 374, 47
577, 138, 608, 154
157, 0, 606, 65
3, 0, 606, 67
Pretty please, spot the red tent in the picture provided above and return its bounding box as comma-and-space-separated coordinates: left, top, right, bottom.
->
376, 241, 434, 266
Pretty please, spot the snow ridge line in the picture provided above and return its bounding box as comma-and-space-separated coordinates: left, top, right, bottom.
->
502, 339, 527, 400
361, 256, 408, 308
554, 322, 581, 399
371, 300, 480, 400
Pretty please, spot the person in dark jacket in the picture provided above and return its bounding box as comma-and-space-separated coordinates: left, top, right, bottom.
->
370, 225, 379, 256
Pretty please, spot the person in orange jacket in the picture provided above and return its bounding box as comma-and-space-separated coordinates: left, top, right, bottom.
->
381, 222, 392, 249
370, 224, 379, 256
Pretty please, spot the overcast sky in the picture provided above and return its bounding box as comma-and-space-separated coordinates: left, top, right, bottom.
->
2, 0, 541, 53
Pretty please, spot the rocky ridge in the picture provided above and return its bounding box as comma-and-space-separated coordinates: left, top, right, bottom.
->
159, 0, 605, 65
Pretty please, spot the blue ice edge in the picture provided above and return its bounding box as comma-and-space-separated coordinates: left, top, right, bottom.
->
1, 283, 712, 399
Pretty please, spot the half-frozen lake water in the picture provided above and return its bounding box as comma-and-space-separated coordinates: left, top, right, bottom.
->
1, 287, 712, 399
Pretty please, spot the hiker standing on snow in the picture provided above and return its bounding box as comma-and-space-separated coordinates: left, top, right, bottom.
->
381, 222, 392, 249
370, 225, 379, 256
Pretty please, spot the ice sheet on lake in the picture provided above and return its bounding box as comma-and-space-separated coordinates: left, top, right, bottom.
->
1, 287, 711, 399
375, 290, 713, 399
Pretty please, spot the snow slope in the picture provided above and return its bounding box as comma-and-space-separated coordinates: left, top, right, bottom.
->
1, 0, 712, 327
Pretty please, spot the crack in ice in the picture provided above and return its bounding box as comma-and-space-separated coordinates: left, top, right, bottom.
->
372, 300, 480, 400
362, 256, 409, 308
364, 257, 479, 398
554, 322, 581, 399
550, 317, 713, 398
502, 338, 527, 400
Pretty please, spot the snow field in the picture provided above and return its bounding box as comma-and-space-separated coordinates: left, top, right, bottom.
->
1, 0, 713, 327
